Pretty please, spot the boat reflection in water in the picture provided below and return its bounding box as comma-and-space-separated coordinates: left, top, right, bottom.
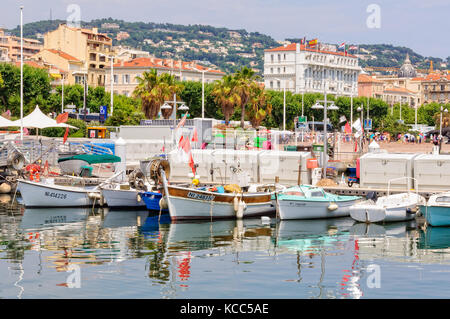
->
419, 226, 450, 250
275, 217, 366, 299
20, 207, 89, 230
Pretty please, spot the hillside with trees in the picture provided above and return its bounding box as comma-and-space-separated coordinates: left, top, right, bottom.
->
6, 19, 448, 75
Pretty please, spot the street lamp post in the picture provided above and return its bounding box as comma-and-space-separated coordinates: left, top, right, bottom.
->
20, 6, 24, 141
194, 67, 211, 119
100, 54, 115, 116
312, 99, 339, 179
440, 105, 448, 137
274, 78, 287, 131
357, 104, 364, 155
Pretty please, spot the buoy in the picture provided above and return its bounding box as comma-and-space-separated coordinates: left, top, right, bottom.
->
136, 194, 142, 202
0, 183, 11, 194
328, 202, 338, 211
192, 178, 199, 186
233, 196, 239, 212
0, 194, 11, 203
261, 216, 270, 224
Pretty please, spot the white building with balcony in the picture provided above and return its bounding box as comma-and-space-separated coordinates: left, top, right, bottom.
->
264, 43, 361, 96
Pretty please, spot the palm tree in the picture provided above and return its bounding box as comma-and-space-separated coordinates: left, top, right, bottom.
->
246, 82, 272, 128
211, 75, 240, 125
234, 67, 260, 128
133, 70, 183, 119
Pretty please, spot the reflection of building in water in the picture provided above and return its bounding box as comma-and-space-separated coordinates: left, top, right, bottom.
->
350, 222, 450, 264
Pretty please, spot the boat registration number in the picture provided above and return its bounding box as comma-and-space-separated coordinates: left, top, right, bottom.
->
187, 192, 215, 201
45, 191, 67, 200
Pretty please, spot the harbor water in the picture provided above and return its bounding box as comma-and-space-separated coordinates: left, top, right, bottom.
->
1, 199, 450, 299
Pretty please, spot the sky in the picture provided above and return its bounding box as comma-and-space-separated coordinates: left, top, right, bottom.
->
1, 0, 449, 59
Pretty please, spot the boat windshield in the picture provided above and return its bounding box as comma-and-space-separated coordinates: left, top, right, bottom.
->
309, 190, 325, 197
436, 196, 450, 203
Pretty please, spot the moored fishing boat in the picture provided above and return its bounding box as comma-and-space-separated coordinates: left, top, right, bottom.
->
419, 192, 450, 226
276, 185, 360, 220
161, 168, 275, 221
17, 178, 101, 208
349, 177, 426, 223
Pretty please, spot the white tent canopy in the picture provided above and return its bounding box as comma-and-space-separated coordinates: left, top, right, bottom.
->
0, 116, 14, 127
11, 105, 77, 129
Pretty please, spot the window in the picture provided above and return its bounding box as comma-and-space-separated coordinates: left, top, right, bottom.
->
283, 67, 286, 73
270, 81, 273, 88
271, 54, 274, 62
284, 53, 286, 60
113, 74, 119, 84
123, 74, 130, 84
441, 85, 445, 91
278, 54, 281, 62
277, 67, 280, 74
277, 81, 281, 89
270, 67, 273, 74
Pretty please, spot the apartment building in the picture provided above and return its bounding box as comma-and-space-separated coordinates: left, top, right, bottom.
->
43, 24, 117, 88
0, 28, 42, 62
420, 73, 450, 104
264, 43, 361, 96
105, 57, 224, 97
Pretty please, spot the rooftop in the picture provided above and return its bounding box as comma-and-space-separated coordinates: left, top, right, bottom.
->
264, 43, 357, 58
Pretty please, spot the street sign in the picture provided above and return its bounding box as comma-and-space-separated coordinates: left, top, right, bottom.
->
99, 105, 108, 122
298, 116, 307, 123
364, 118, 372, 130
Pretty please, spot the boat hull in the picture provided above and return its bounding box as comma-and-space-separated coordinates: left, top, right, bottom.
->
277, 198, 358, 220
349, 204, 417, 223
17, 180, 95, 208
420, 205, 450, 226
101, 188, 146, 209
166, 186, 275, 221
140, 191, 168, 212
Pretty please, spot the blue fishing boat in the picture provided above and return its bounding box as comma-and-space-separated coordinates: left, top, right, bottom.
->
139, 191, 168, 212
420, 192, 450, 226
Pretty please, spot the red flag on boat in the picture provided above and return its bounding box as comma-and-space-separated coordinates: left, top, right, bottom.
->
191, 127, 198, 142
188, 152, 196, 175
182, 137, 191, 154
56, 112, 69, 124
63, 127, 69, 144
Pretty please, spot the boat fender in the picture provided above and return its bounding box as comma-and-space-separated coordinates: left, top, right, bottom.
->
0, 183, 11, 194
236, 199, 246, 219
159, 197, 168, 210
328, 202, 338, 211
406, 207, 418, 214
88, 192, 102, 200
136, 194, 142, 202
233, 196, 239, 212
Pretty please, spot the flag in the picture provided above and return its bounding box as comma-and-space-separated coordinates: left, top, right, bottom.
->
188, 153, 196, 175
349, 45, 358, 51
300, 37, 306, 45
344, 122, 352, 134
352, 118, 362, 132
182, 137, 191, 154
191, 127, 198, 142
63, 127, 69, 144
339, 115, 347, 123
338, 42, 346, 50
23, 127, 29, 136
176, 112, 188, 129
308, 38, 318, 47
56, 112, 69, 124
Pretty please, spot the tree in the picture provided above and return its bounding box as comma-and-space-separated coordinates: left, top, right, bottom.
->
133, 69, 183, 119
234, 67, 260, 128
246, 82, 272, 128
211, 75, 240, 125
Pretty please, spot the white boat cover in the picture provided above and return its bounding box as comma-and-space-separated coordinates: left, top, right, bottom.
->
11, 105, 77, 129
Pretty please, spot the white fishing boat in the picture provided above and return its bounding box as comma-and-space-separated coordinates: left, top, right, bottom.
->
17, 178, 101, 208
161, 169, 276, 221
349, 177, 426, 223
276, 185, 361, 220
100, 160, 170, 210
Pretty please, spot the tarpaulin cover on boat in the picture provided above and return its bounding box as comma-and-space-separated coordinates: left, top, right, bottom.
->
57, 153, 121, 164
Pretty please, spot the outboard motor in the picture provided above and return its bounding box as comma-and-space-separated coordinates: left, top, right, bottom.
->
366, 191, 378, 202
